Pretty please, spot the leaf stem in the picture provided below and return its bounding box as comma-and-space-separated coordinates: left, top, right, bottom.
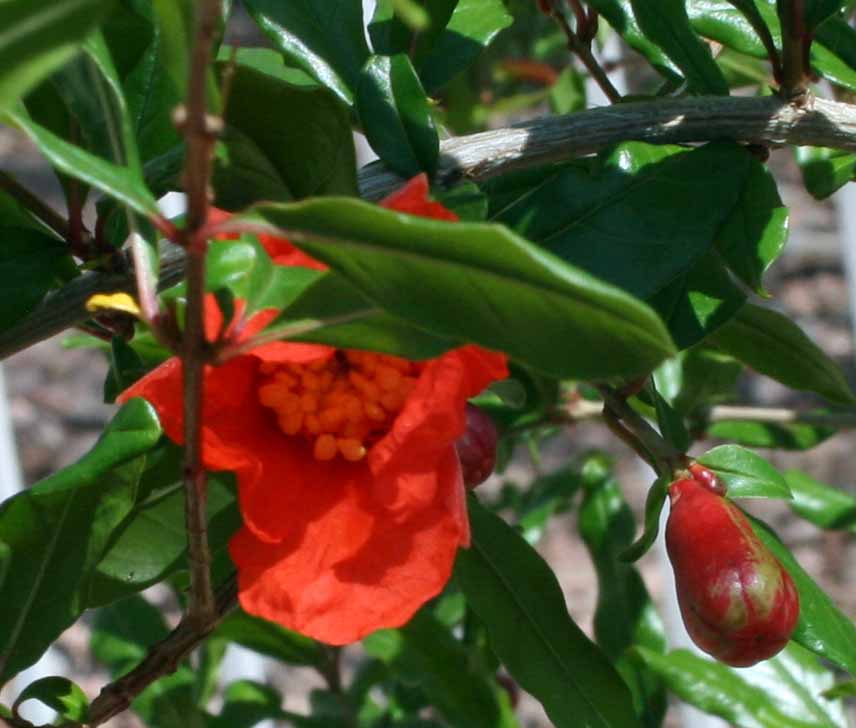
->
777, 0, 810, 102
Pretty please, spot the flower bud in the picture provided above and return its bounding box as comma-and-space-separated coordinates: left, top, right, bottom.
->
455, 404, 498, 488
666, 477, 799, 667
689, 462, 727, 495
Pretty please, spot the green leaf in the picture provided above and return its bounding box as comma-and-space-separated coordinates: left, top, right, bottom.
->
579, 472, 667, 726
210, 681, 287, 728
687, 0, 780, 58
708, 304, 856, 405
0, 399, 160, 684
455, 497, 642, 728
223, 57, 357, 199
13, 676, 89, 723
650, 382, 690, 452
251, 197, 675, 379
751, 516, 856, 677
364, 611, 506, 728
243, 0, 370, 105
706, 419, 836, 451
516, 466, 584, 545
213, 609, 327, 668
620, 476, 670, 562
3, 105, 160, 217
0, 227, 72, 331
714, 159, 788, 296
488, 142, 754, 301
696, 444, 791, 499
413, 0, 513, 92
796, 146, 856, 200
630, 0, 730, 94
356, 54, 439, 177
634, 643, 848, 728
369, 0, 455, 56
654, 347, 742, 416
786, 470, 856, 531
811, 16, 856, 92
92, 593, 202, 728
0, 0, 115, 113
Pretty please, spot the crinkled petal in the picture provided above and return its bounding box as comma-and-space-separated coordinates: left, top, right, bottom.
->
257, 234, 328, 271
230, 446, 467, 644
380, 174, 458, 221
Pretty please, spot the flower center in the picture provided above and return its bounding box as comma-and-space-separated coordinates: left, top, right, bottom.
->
258, 351, 422, 462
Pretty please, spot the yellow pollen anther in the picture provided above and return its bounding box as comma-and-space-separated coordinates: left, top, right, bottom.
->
258, 350, 423, 463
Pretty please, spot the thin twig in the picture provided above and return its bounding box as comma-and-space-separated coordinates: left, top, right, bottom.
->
778, 0, 809, 101
177, 0, 223, 627
547, 0, 621, 103
0, 172, 72, 242
707, 405, 856, 428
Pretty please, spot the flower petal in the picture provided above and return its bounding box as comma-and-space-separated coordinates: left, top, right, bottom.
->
230, 445, 467, 645
380, 173, 458, 221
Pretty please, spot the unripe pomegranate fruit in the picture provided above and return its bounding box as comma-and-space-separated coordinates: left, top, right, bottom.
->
666, 476, 800, 667
455, 404, 498, 488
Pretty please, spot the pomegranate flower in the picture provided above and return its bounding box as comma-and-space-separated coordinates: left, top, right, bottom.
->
120, 177, 508, 645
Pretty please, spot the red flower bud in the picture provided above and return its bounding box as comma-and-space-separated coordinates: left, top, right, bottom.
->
689, 462, 727, 495
455, 404, 498, 488
666, 478, 800, 667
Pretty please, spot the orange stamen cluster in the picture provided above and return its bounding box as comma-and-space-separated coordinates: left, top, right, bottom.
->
258, 351, 422, 462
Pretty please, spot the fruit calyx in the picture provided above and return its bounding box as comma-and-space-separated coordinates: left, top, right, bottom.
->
455, 404, 498, 488
666, 476, 799, 667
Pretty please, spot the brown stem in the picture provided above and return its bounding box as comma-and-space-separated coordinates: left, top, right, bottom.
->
548, 0, 622, 103
85, 576, 238, 727
177, 0, 224, 626
778, 0, 809, 101
0, 172, 72, 242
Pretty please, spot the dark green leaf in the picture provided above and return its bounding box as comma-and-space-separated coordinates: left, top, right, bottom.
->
223, 58, 357, 199
634, 643, 848, 728
0, 400, 160, 684
213, 610, 327, 668
697, 444, 791, 499
455, 497, 641, 728
516, 466, 583, 544
252, 197, 675, 379
210, 681, 287, 728
579, 472, 667, 726
243, 0, 370, 105
13, 677, 89, 723
0, 227, 72, 331
0, 0, 115, 112
706, 419, 836, 451
654, 347, 742, 416
812, 17, 856, 91
356, 54, 439, 177
364, 611, 506, 728
620, 477, 670, 562
751, 516, 856, 676
369, 0, 455, 56
435, 181, 488, 222
708, 303, 856, 405
650, 382, 690, 452
806, 0, 848, 30
687, 0, 779, 58
786, 469, 856, 531
796, 146, 856, 200
92, 593, 202, 728
103, 336, 148, 403
3, 105, 160, 217
630, 0, 730, 93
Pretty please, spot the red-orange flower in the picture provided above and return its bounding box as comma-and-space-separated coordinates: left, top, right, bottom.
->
120, 177, 507, 645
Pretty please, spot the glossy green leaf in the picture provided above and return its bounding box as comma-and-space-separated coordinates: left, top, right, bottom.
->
579, 472, 667, 726
796, 146, 856, 200
218, 45, 318, 89
708, 303, 856, 405
751, 516, 856, 677
223, 58, 357, 199
13, 677, 89, 723
151, 0, 193, 97
813, 17, 856, 92
714, 159, 788, 296
488, 143, 754, 301
0, 400, 160, 684
413, 0, 513, 92
455, 497, 641, 728
0, 0, 115, 113
243, 0, 370, 105
696, 444, 791, 499
654, 348, 742, 416
213, 610, 327, 668
3, 105, 160, 217
364, 611, 506, 728
92, 593, 201, 728
573, 0, 682, 81
209, 681, 288, 728
630, 0, 730, 94
252, 197, 675, 379
356, 54, 438, 177
687, 0, 779, 57
277, 272, 456, 360
0, 227, 72, 331
369, 0, 456, 56
620, 476, 670, 562
706, 419, 836, 451
786, 470, 856, 531
806, 0, 848, 30
634, 643, 847, 728
650, 382, 690, 452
